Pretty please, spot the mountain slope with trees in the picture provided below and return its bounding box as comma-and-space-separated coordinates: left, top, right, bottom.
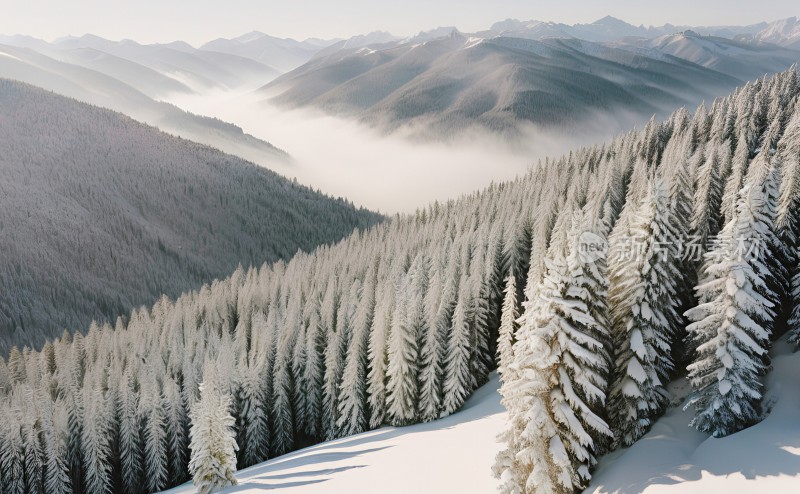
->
0, 79, 381, 354
1, 69, 800, 494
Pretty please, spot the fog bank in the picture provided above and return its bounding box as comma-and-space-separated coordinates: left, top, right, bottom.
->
164, 90, 634, 213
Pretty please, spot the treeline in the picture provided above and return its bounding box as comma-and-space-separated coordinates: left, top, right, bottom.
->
1, 70, 799, 494
0, 79, 382, 354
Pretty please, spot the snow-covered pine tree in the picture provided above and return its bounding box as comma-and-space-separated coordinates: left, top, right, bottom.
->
608, 179, 681, 446
117, 372, 143, 494
494, 211, 611, 494
367, 262, 398, 429
142, 371, 169, 493
82, 385, 113, 494
20, 390, 44, 494
301, 305, 324, 438
321, 278, 344, 440
238, 358, 270, 467
418, 251, 456, 422
441, 273, 474, 417
777, 110, 800, 346
385, 262, 422, 426
496, 274, 518, 381
685, 182, 777, 437
41, 395, 72, 494
188, 365, 238, 494
0, 409, 25, 494
272, 290, 301, 455
337, 268, 375, 436
163, 375, 189, 484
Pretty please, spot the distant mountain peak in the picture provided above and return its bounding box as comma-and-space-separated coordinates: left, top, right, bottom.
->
233, 31, 268, 44
592, 15, 633, 27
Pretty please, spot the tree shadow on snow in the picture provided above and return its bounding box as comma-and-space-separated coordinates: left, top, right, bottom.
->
590, 341, 800, 493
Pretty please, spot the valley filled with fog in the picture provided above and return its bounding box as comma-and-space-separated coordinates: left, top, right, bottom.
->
164, 89, 637, 212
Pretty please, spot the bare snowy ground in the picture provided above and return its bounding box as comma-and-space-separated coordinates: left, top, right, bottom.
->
163, 373, 506, 494
164, 337, 800, 494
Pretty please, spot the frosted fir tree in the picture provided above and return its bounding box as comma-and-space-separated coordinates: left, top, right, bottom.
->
685, 182, 777, 436
41, 396, 72, 494
441, 278, 474, 417
118, 373, 144, 494
690, 145, 724, 249
494, 214, 611, 494
337, 271, 375, 436
142, 373, 169, 493
496, 274, 518, 381
164, 376, 190, 482
385, 268, 421, 426
0, 411, 24, 494
418, 254, 456, 422
237, 360, 270, 468
189, 368, 239, 494
608, 179, 681, 446
82, 385, 113, 494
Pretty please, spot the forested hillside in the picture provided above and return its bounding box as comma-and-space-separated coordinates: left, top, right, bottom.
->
1, 70, 800, 494
0, 79, 382, 354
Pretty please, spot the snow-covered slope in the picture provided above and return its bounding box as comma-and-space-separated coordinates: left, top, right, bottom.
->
753, 17, 800, 50
164, 336, 800, 494
164, 374, 506, 494
612, 31, 800, 82
588, 336, 800, 493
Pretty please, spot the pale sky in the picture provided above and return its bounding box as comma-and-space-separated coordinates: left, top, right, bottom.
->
1, 0, 797, 45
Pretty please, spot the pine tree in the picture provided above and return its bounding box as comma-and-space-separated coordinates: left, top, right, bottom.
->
337, 272, 375, 436
238, 360, 270, 468
118, 373, 143, 494
41, 397, 72, 494
188, 368, 238, 494
367, 267, 396, 429
142, 373, 169, 493
163, 376, 189, 483
496, 274, 518, 381
441, 278, 474, 417
418, 254, 455, 422
1, 411, 25, 494
608, 180, 680, 446
272, 292, 300, 455
82, 386, 113, 494
685, 183, 776, 437
385, 269, 421, 426
495, 214, 611, 494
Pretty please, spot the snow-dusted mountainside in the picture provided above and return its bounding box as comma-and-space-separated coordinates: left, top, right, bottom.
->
0, 80, 381, 353
200, 32, 330, 72
0, 42, 289, 166
751, 17, 800, 50
262, 33, 739, 136
162, 335, 800, 494
612, 30, 800, 82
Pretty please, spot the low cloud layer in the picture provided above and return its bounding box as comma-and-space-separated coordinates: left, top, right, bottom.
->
165, 90, 637, 213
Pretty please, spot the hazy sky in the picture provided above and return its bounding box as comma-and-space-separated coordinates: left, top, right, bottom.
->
2, 0, 797, 45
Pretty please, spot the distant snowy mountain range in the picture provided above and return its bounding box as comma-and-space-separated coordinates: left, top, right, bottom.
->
2, 15, 799, 140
